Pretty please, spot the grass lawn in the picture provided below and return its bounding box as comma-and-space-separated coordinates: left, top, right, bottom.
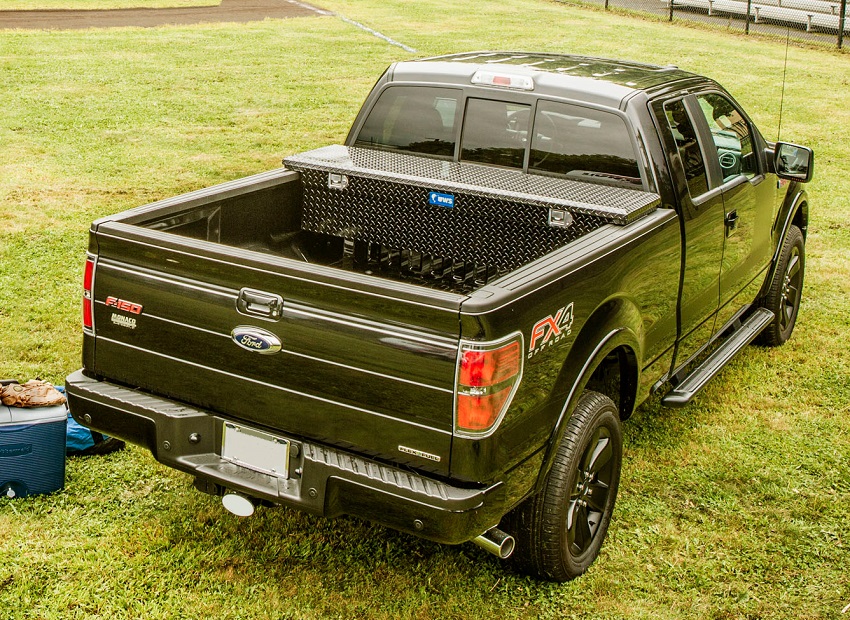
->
1, 1, 848, 618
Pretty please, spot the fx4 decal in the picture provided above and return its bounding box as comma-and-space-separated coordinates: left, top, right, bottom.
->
529, 303, 574, 359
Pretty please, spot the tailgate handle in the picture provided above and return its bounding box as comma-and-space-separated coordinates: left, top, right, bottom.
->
237, 288, 283, 320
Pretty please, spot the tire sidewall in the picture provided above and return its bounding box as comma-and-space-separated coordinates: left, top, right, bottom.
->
762, 225, 805, 346
549, 392, 623, 579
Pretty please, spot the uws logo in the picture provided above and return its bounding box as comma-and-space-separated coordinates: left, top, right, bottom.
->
428, 191, 455, 208
528, 303, 574, 359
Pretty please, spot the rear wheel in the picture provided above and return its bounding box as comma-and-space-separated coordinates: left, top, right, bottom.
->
758, 225, 805, 347
504, 390, 622, 581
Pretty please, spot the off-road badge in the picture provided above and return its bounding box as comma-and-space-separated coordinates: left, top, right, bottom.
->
398, 445, 441, 462
528, 303, 574, 359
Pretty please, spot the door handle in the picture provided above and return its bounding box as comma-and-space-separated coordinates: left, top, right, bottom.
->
725, 210, 739, 236
237, 288, 283, 320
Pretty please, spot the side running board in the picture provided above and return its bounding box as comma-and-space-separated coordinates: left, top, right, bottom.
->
662, 308, 775, 408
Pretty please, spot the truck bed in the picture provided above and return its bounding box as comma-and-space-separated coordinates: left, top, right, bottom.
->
86, 153, 662, 476
132, 146, 660, 295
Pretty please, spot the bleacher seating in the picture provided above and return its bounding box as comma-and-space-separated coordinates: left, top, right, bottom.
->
668, 0, 849, 32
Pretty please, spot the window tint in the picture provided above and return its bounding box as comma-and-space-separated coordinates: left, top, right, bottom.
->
664, 99, 709, 197
529, 101, 642, 188
355, 86, 460, 158
695, 93, 756, 182
460, 98, 530, 169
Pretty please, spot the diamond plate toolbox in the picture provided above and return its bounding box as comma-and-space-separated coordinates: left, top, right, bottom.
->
284, 145, 660, 271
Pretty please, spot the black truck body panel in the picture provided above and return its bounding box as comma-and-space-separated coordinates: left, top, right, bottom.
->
67, 52, 810, 553
87, 178, 465, 476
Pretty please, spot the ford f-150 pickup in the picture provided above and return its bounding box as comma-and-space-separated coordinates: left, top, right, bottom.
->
66, 52, 814, 581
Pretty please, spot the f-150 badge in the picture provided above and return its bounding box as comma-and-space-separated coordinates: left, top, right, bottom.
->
529, 303, 574, 359
106, 295, 143, 329
105, 296, 143, 315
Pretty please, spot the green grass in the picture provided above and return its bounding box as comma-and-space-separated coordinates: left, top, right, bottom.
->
1, 1, 848, 618
0, 0, 218, 9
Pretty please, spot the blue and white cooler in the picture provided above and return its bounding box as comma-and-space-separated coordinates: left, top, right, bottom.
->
0, 404, 66, 498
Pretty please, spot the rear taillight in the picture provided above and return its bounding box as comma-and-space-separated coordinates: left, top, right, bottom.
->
83, 255, 95, 332
455, 334, 523, 436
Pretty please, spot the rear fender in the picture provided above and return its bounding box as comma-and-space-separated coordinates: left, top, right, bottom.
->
532, 297, 641, 493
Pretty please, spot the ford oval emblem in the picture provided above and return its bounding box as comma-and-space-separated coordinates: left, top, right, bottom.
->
231, 326, 282, 355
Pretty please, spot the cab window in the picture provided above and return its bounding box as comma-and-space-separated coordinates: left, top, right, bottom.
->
460, 98, 530, 169
663, 99, 709, 197
529, 101, 642, 188
355, 86, 460, 158
695, 93, 757, 182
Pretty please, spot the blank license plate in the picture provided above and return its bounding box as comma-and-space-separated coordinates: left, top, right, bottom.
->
221, 422, 290, 478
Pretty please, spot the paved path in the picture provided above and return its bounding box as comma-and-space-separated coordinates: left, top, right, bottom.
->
0, 0, 325, 30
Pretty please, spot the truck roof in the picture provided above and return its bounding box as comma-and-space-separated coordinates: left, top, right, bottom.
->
390, 51, 701, 108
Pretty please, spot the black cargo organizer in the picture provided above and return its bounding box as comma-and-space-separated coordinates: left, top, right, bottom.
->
284, 145, 660, 293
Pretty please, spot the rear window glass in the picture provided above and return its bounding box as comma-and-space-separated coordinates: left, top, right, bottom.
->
460, 98, 531, 169
529, 101, 642, 188
355, 86, 460, 158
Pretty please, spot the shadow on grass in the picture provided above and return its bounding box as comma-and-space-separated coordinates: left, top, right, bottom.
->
135, 399, 710, 615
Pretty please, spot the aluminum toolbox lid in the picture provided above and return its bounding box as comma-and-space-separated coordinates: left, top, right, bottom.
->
284, 145, 660, 226
1, 404, 67, 426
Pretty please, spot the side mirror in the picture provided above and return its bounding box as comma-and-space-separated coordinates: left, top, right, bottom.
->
774, 142, 814, 183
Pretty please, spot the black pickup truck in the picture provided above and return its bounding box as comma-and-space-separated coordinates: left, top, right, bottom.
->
66, 52, 813, 581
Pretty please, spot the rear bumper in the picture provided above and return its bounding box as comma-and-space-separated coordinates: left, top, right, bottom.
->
65, 369, 505, 545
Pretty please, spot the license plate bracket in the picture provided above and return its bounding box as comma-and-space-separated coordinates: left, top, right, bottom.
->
221, 422, 290, 479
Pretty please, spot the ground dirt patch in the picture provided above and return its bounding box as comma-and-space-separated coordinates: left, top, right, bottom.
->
0, 0, 324, 29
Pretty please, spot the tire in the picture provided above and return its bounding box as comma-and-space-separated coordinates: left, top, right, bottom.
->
757, 224, 805, 347
504, 390, 622, 581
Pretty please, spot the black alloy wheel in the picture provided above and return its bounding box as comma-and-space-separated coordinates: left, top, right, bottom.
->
758, 224, 805, 347
567, 424, 615, 558
503, 390, 622, 581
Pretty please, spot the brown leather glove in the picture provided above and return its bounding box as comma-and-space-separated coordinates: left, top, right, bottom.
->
0, 380, 67, 408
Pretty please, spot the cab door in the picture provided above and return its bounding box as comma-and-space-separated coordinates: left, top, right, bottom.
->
689, 92, 775, 329
653, 96, 725, 372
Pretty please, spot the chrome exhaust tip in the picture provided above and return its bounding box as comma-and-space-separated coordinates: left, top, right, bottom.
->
222, 492, 255, 517
473, 527, 515, 559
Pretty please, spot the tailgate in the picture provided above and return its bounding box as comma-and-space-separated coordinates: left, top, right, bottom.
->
89, 223, 463, 476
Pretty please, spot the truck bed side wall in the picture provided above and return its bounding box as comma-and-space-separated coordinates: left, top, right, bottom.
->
451, 209, 680, 497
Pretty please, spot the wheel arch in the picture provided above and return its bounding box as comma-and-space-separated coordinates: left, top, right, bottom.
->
532, 297, 641, 493
761, 188, 808, 300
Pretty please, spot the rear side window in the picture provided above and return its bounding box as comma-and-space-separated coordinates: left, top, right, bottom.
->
529, 101, 642, 188
355, 86, 460, 158
663, 99, 709, 197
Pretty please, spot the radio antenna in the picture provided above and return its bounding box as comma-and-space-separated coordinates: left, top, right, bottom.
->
777, 28, 790, 141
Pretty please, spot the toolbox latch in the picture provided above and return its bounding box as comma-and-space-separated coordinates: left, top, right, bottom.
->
548, 208, 574, 229
328, 173, 349, 190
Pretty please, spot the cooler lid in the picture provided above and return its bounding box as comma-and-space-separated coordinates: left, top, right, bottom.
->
3, 404, 67, 426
